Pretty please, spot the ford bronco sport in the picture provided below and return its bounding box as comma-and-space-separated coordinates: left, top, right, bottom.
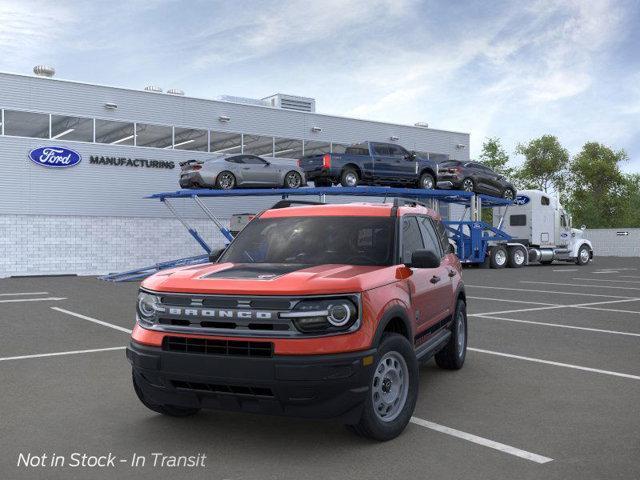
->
127, 199, 467, 441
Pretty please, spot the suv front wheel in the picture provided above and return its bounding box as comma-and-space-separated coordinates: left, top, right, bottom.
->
347, 333, 418, 441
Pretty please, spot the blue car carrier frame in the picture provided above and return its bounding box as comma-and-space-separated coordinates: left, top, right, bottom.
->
100, 186, 513, 282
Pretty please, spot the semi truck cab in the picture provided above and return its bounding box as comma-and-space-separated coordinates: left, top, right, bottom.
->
495, 189, 593, 265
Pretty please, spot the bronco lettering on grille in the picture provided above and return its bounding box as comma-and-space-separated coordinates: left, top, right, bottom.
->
161, 307, 274, 320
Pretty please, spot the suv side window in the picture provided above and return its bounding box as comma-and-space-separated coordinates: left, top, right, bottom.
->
401, 216, 424, 264
387, 145, 407, 157
418, 216, 444, 257
432, 218, 451, 254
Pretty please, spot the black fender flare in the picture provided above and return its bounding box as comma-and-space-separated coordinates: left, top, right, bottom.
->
372, 304, 413, 347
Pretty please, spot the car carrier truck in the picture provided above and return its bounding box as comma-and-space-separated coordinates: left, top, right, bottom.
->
488, 189, 593, 267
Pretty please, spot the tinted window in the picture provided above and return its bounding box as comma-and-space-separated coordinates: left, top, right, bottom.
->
4, 110, 50, 138
373, 144, 390, 156
243, 155, 267, 165
401, 217, 424, 264
510, 214, 527, 226
432, 218, 451, 254
418, 217, 443, 257
226, 156, 245, 164
387, 145, 406, 157
541, 196, 550, 206
220, 216, 395, 266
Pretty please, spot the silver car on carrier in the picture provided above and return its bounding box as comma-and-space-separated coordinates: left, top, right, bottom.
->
179, 154, 307, 189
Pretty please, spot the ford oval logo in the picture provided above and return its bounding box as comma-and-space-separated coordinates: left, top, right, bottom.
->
514, 195, 530, 205
28, 146, 82, 168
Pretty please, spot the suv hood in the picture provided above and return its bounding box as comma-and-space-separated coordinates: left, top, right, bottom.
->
142, 262, 398, 295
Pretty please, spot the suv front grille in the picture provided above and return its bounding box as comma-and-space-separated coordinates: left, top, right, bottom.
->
171, 380, 274, 397
162, 336, 273, 357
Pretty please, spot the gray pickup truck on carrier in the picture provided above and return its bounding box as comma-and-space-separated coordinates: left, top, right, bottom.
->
298, 142, 439, 189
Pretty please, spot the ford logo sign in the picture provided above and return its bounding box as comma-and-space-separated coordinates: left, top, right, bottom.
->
514, 195, 530, 206
28, 146, 82, 168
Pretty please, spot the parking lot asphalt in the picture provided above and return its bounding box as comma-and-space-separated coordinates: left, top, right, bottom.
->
1, 257, 639, 480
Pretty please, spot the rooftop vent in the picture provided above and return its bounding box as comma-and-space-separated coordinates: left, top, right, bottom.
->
167, 88, 185, 96
262, 93, 316, 113
144, 85, 163, 93
33, 65, 55, 78
414, 122, 429, 128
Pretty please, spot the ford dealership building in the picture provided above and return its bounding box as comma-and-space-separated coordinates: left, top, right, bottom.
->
0, 69, 470, 277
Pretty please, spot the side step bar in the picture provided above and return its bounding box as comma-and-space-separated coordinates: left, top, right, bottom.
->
415, 329, 451, 363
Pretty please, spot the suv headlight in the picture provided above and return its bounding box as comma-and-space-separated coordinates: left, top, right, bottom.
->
281, 296, 360, 334
137, 291, 161, 325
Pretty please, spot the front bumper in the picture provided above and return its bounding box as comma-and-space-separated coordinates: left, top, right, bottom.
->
127, 340, 375, 422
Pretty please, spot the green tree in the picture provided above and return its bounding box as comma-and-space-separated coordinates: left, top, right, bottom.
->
619, 174, 640, 227
515, 135, 569, 193
479, 137, 515, 177
566, 142, 628, 228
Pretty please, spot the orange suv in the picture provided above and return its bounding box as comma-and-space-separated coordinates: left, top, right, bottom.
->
127, 199, 467, 440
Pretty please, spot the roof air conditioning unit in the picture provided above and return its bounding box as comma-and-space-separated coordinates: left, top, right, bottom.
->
262, 93, 316, 113
33, 65, 55, 78
144, 85, 163, 93
167, 89, 185, 96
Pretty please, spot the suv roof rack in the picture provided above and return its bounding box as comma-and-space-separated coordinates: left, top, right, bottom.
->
270, 199, 325, 209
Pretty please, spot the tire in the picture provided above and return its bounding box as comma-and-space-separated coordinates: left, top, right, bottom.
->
435, 299, 467, 370
419, 172, 435, 190
132, 372, 200, 417
461, 178, 475, 192
507, 246, 526, 268
215, 171, 236, 190
284, 171, 303, 189
347, 333, 418, 441
340, 168, 359, 187
489, 245, 507, 269
576, 245, 591, 265
502, 188, 516, 200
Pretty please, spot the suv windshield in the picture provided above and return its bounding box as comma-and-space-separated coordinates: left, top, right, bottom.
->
219, 216, 395, 266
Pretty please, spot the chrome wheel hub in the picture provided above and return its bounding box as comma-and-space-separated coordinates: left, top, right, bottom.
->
456, 310, 466, 358
219, 173, 234, 189
463, 180, 473, 191
345, 173, 357, 186
495, 249, 506, 265
580, 248, 590, 263
372, 351, 408, 422
514, 249, 525, 265
421, 176, 434, 189
286, 172, 301, 188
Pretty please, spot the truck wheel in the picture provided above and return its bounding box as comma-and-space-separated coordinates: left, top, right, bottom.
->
435, 299, 467, 370
132, 372, 200, 417
419, 172, 435, 190
576, 245, 591, 265
347, 333, 418, 441
507, 246, 526, 268
489, 245, 507, 268
340, 168, 359, 187
215, 171, 236, 190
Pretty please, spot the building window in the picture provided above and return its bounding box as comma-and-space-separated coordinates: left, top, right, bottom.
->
173, 127, 208, 151
50, 114, 94, 142
3, 110, 50, 139
210, 131, 242, 154
331, 143, 349, 154
135, 123, 173, 148
243, 134, 274, 156
273, 137, 303, 159
95, 119, 135, 145
303, 140, 330, 156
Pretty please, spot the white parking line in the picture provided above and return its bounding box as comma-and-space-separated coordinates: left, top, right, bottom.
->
51, 307, 132, 334
467, 296, 559, 307
0, 297, 67, 304
552, 269, 578, 272
466, 285, 636, 299
573, 278, 640, 284
471, 314, 640, 337
470, 298, 640, 317
0, 292, 49, 296
0, 346, 126, 362
410, 417, 553, 464
472, 305, 565, 316
521, 281, 640, 291
469, 348, 640, 381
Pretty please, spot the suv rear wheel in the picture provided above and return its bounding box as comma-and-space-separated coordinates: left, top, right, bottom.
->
132, 372, 200, 417
435, 299, 467, 370
347, 333, 418, 441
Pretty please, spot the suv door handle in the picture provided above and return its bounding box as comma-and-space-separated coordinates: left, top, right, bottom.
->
430, 275, 441, 284
448, 270, 457, 277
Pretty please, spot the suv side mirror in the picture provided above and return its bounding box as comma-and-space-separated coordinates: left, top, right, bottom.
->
404, 152, 416, 160
208, 248, 225, 263
407, 249, 440, 269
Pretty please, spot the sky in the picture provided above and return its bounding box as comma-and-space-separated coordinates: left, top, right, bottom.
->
1, 0, 639, 171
